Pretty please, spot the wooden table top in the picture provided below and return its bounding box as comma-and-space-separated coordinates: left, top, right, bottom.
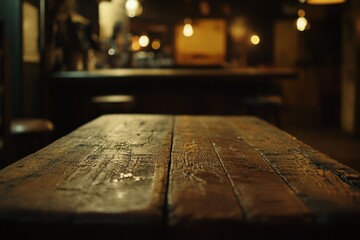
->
0, 115, 359, 239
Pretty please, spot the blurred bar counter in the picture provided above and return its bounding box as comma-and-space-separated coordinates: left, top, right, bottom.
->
52, 67, 298, 83
50, 67, 298, 138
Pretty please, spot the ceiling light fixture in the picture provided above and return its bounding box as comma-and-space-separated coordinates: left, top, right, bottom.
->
125, 0, 143, 18
183, 18, 194, 37
306, 0, 346, 5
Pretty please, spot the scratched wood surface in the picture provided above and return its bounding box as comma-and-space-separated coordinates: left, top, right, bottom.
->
168, 115, 244, 239
0, 114, 174, 238
0, 114, 359, 239
227, 116, 360, 238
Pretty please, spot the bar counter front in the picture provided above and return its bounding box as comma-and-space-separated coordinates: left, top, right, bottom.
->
0, 114, 359, 240
50, 67, 297, 137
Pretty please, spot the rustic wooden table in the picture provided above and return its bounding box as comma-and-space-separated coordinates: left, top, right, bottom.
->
0, 115, 359, 239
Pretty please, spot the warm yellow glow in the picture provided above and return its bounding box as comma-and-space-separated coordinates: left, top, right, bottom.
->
183, 23, 194, 37
132, 36, 141, 51
125, 0, 138, 9
296, 17, 308, 31
23, 2, 40, 62
299, 0, 306, 3
132, 42, 140, 51
152, 39, 161, 50
230, 17, 248, 42
250, 35, 260, 45
108, 48, 116, 55
125, 0, 143, 17
175, 19, 226, 65
307, 0, 346, 4
199, 1, 211, 16
139, 35, 149, 47
298, 9, 305, 17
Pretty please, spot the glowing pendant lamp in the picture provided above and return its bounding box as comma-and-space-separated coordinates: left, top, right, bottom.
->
306, 0, 346, 4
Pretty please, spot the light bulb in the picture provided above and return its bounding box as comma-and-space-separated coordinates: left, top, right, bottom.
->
183, 19, 194, 37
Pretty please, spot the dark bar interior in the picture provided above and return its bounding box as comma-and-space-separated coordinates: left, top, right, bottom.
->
1, 0, 359, 168
1, 1, 360, 239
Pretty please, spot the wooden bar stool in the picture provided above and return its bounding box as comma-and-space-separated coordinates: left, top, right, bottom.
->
11, 118, 54, 134
91, 94, 136, 117
1, 118, 55, 168
10, 118, 55, 163
243, 95, 284, 127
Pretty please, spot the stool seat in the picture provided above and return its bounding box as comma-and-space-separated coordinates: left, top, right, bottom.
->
243, 95, 284, 127
92, 94, 135, 103
11, 118, 54, 135
243, 95, 283, 107
91, 94, 136, 116
9, 118, 55, 164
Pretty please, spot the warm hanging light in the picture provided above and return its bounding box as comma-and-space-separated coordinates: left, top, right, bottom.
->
131, 36, 141, 51
296, 9, 310, 31
151, 39, 161, 50
183, 18, 194, 37
139, 35, 149, 47
125, 0, 143, 18
250, 35, 260, 45
296, 17, 308, 31
306, 0, 346, 4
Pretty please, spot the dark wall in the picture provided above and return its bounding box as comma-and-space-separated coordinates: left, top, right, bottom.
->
0, 0, 22, 117
75, 0, 99, 34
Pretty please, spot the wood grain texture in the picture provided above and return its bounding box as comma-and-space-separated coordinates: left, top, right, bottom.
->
0, 114, 359, 239
168, 115, 244, 239
198, 116, 313, 238
228, 116, 360, 237
0, 115, 173, 235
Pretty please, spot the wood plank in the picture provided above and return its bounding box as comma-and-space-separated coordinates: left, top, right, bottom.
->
0, 114, 173, 238
168, 115, 244, 240
198, 116, 313, 239
228, 116, 360, 237
1, 114, 359, 239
